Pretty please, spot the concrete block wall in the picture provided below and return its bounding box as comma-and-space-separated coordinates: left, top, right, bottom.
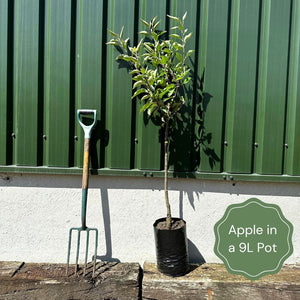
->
0, 173, 299, 265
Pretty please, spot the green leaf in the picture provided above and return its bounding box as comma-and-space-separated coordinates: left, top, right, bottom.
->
132, 74, 143, 81
167, 15, 180, 22
132, 88, 146, 99
176, 52, 183, 62
158, 89, 169, 99
165, 83, 175, 90
150, 16, 158, 25
161, 56, 168, 65
184, 32, 192, 43
152, 20, 161, 31
140, 19, 150, 28
147, 103, 157, 116
136, 38, 144, 52
117, 54, 132, 62
162, 48, 171, 55
120, 26, 124, 39
107, 29, 118, 38
131, 70, 140, 75
183, 77, 191, 84
173, 42, 183, 51
106, 40, 118, 46
144, 43, 154, 54
140, 101, 152, 112
133, 80, 144, 89
158, 30, 167, 37
124, 38, 130, 47
170, 34, 181, 40
177, 113, 183, 121
141, 94, 150, 102
186, 49, 195, 58
152, 31, 158, 41
139, 31, 149, 35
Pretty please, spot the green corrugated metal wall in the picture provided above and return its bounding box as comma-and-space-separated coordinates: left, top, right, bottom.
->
0, 0, 300, 181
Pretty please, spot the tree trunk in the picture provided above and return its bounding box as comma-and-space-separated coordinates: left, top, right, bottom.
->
164, 122, 172, 229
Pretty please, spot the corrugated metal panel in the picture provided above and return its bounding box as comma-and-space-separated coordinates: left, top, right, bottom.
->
0, 0, 8, 165
254, 0, 291, 175
44, 0, 73, 167
1, 0, 300, 181
13, 0, 41, 166
224, 0, 260, 174
105, 0, 135, 169
284, 0, 300, 175
74, 0, 103, 169
197, 0, 229, 173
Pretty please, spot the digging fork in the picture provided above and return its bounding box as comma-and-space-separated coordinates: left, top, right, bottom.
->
67, 109, 98, 277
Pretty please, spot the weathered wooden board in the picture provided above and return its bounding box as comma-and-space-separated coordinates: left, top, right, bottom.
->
1, 261, 299, 299
142, 263, 300, 300
0, 261, 141, 300
0, 261, 24, 278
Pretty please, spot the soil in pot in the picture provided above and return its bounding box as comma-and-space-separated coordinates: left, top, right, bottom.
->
155, 219, 185, 230
154, 217, 189, 277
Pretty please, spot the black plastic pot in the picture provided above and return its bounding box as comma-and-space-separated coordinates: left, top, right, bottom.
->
153, 217, 189, 277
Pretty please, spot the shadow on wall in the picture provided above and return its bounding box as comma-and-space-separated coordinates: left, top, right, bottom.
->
95, 188, 120, 263
93, 185, 205, 264
178, 190, 206, 264
188, 239, 206, 264
168, 67, 220, 173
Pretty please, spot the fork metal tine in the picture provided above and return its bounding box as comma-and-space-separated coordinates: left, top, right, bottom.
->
75, 230, 81, 275
66, 228, 73, 276
67, 227, 98, 277
84, 230, 90, 275
93, 229, 99, 277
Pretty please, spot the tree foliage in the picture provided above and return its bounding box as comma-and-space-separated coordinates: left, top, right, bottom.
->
107, 12, 193, 126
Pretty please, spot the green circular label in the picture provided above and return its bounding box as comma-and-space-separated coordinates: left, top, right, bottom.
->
214, 198, 293, 280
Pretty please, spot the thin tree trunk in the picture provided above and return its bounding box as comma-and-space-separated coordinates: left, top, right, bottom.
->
164, 122, 172, 229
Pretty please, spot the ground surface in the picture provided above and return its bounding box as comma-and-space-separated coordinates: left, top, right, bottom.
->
0, 261, 299, 299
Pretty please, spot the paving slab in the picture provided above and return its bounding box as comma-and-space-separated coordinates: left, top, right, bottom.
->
142, 262, 300, 300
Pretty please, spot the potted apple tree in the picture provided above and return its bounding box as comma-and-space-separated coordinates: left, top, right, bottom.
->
107, 12, 194, 276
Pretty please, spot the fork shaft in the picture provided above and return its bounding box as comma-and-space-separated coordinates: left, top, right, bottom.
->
81, 138, 90, 230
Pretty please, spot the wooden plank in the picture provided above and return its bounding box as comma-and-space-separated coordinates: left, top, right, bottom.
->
0, 262, 140, 299
0, 261, 24, 278
143, 263, 300, 300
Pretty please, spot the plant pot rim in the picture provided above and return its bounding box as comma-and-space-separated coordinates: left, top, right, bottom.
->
153, 217, 186, 229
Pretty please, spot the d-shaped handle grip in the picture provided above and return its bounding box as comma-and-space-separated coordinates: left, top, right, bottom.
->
77, 109, 97, 138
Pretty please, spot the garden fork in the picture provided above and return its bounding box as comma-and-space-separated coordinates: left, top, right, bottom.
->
67, 109, 98, 277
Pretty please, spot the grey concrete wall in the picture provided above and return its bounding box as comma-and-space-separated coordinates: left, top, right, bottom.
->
0, 173, 299, 265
